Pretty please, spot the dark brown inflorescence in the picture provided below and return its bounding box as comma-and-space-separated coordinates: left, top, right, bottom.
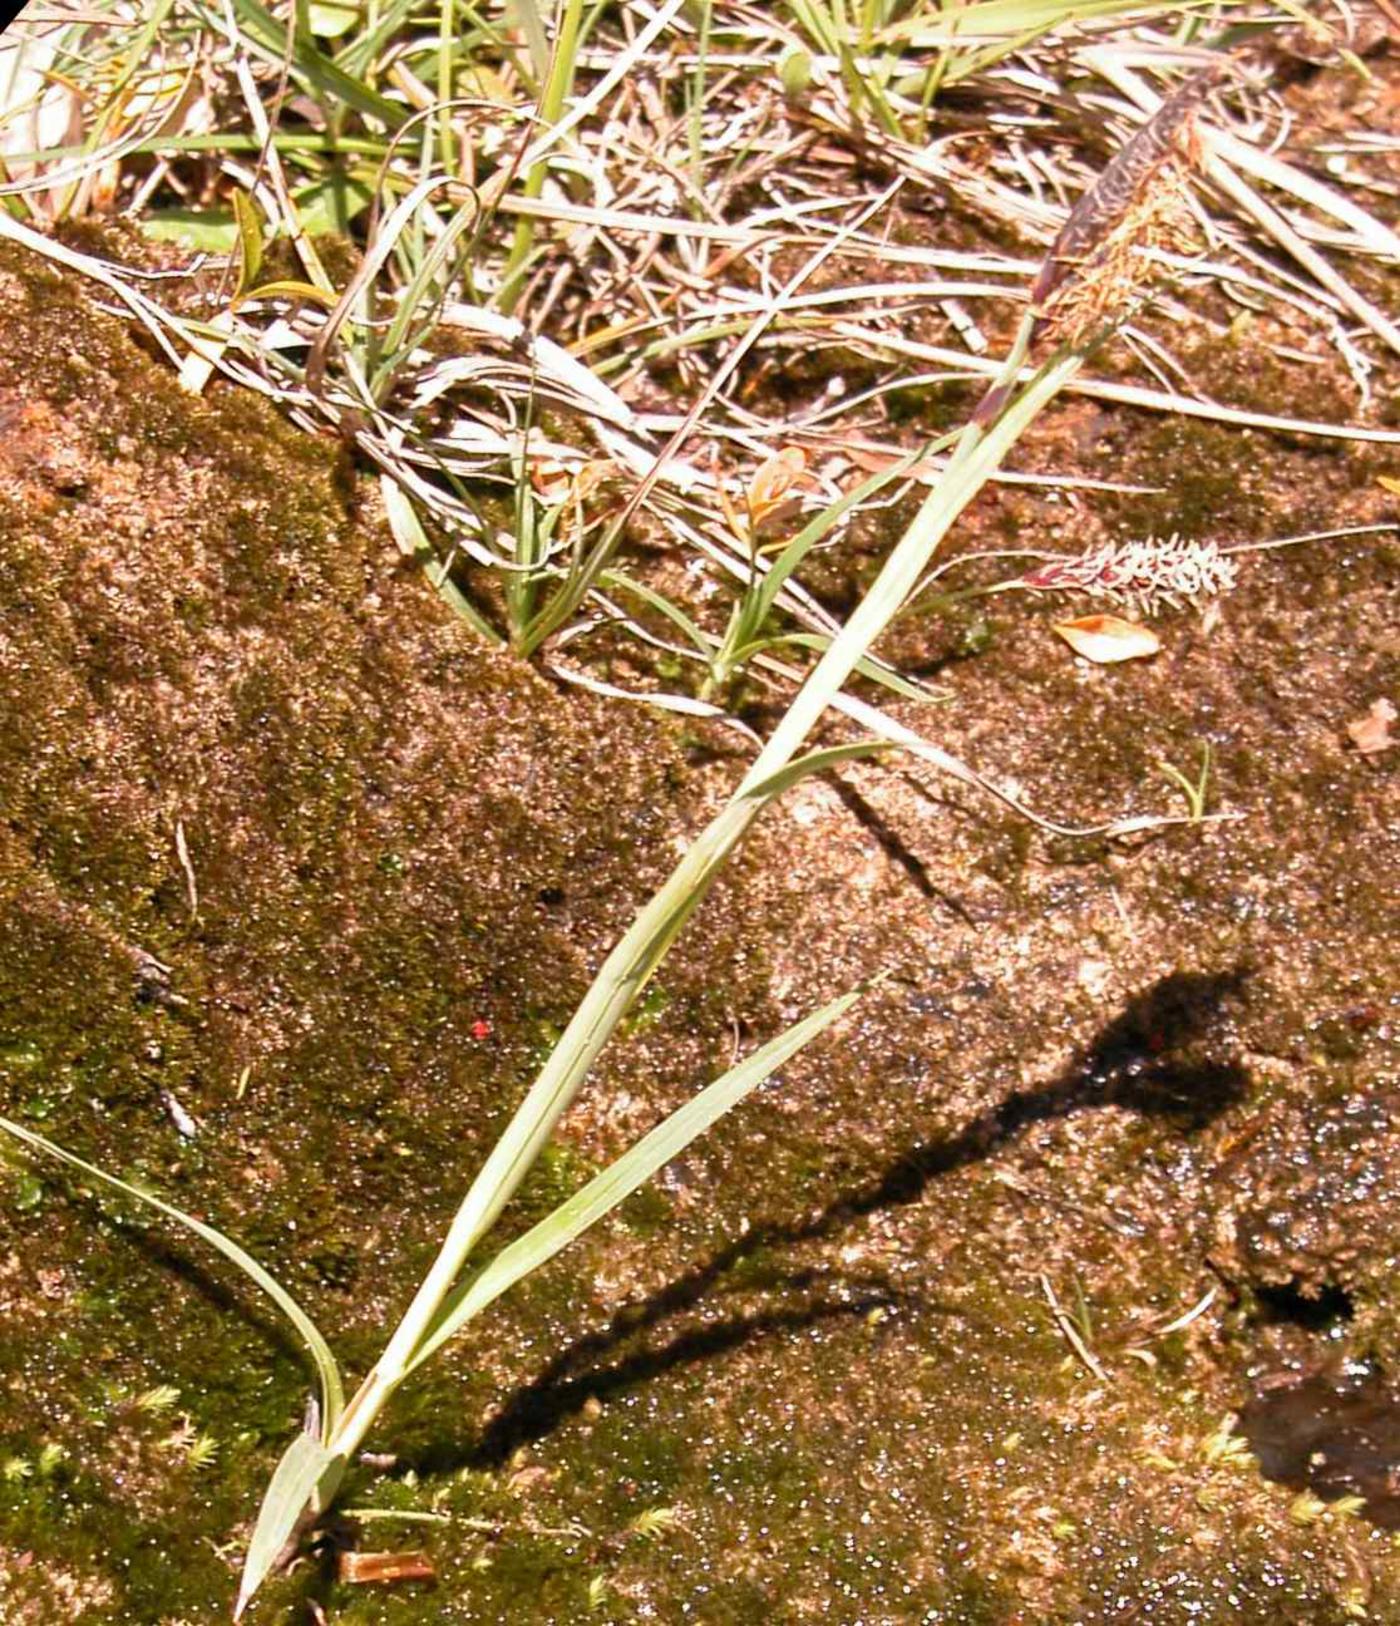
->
1029, 61, 1231, 345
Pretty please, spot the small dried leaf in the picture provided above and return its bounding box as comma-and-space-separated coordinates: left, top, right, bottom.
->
1376, 474, 1400, 496
307, 0, 360, 37
338, 1549, 436, 1586
746, 447, 809, 529
531, 458, 574, 504
572, 459, 615, 504
531, 457, 613, 506
1053, 614, 1161, 664
178, 307, 236, 396
116, 65, 190, 126
1346, 697, 1396, 755
845, 444, 943, 481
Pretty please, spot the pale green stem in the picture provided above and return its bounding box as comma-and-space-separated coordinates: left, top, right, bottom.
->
497, 0, 586, 312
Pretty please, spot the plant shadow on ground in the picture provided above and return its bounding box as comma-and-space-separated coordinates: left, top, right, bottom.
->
401, 967, 1250, 1477
104, 1222, 311, 1375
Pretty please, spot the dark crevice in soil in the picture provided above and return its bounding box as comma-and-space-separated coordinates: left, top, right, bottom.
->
825, 770, 977, 923
1254, 1278, 1356, 1332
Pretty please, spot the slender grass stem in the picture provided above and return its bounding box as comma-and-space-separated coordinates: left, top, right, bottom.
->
497, 0, 587, 312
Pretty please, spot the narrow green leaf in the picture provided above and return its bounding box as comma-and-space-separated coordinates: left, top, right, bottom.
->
381, 478, 501, 643
0, 1116, 343, 1431
230, 0, 406, 127
234, 1432, 341, 1620
404, 984, 865, 1374
741, 740, 892, 803
742, 633, 944, 704
885, 0, 1213, 45
375, 195, 483, 383
232, 190, 264, 301
746, 444, 937, 631
601, 569, 714, 656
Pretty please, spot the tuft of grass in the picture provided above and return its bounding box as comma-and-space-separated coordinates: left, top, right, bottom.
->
3, 0, 1395, 706
1158, 742, 1213, 825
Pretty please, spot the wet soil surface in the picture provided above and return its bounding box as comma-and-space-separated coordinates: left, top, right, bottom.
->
0, 210, 1397, 1625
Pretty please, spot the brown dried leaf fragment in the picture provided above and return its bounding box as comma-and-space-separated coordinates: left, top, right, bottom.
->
337, 1549, 437, 1586
531, 456, 614, 506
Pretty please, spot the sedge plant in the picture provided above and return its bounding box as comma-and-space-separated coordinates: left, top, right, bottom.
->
0, 57, 1226, 1621
231, 77, 1207, 1606
224, 348, 1093, 1622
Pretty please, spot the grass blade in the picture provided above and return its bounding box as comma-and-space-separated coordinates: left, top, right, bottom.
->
229, 0, 406, 128
231, 189, 265, 301
381, 476, 501, 642
889, 0, 1214, 45
0, 1115, 344, 1432
741, 739, 892, 801
403, 983, 866, 1374
233, 1432, 342, 1621
738, 634, 942, 704
600, 569, 714, 658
